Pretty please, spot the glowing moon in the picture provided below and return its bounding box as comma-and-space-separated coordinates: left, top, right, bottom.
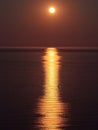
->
49, 7, 56, 14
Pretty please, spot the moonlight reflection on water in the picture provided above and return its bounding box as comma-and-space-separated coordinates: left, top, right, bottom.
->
36, 48, 69, 129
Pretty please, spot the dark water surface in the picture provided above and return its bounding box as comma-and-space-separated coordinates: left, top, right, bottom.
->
0, 48, 98, 130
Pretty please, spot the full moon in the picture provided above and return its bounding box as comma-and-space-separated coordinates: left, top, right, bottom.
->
49, 7, 56, 14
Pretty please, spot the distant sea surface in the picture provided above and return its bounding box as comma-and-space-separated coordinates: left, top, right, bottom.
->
0, 48, 98, 130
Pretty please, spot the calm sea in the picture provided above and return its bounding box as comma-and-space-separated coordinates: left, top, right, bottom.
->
0, 48, 98, 130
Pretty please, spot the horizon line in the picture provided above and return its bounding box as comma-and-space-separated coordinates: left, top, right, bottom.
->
0, 46, 98, 51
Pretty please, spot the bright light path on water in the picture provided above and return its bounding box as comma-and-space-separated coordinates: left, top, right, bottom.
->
36, 48, 69, 129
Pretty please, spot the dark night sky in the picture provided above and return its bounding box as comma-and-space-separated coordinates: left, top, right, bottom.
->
0, 0, 98, 47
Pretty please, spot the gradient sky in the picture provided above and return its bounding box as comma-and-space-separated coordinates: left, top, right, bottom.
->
0, 0, 98, 47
